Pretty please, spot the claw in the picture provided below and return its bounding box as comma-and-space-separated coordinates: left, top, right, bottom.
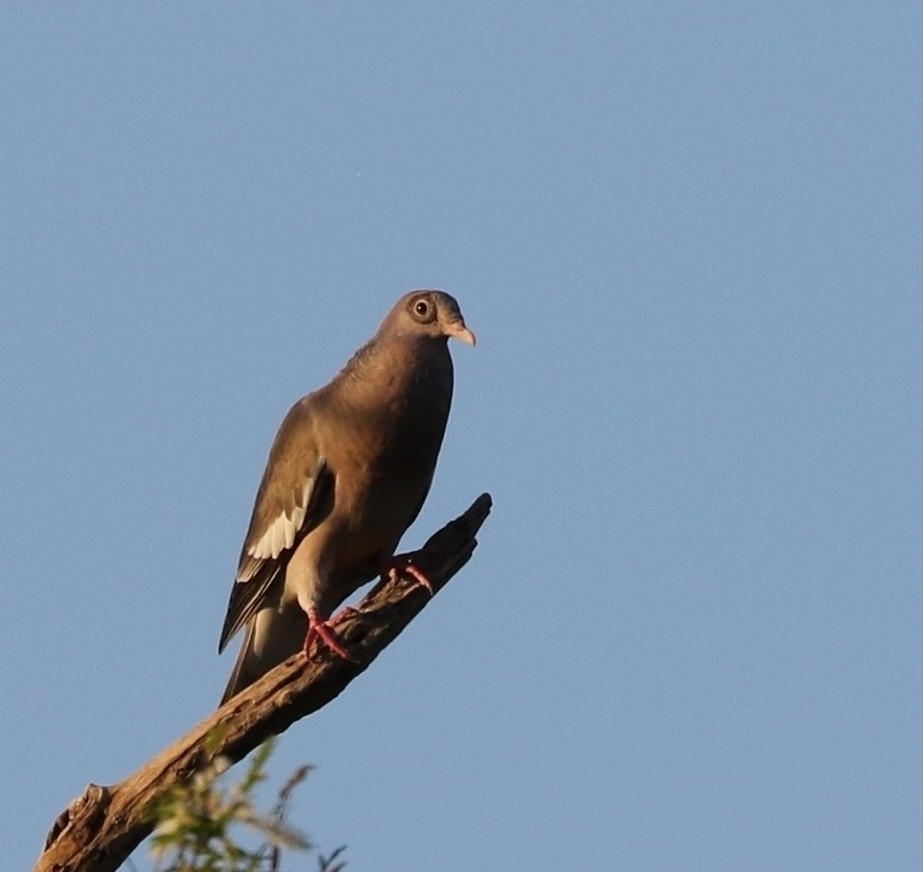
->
385, 551, 434, 596
303, 606, 356, 661
328, 605, 360, 626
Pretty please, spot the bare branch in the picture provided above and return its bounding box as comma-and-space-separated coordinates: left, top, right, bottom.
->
36, 493, 492, 872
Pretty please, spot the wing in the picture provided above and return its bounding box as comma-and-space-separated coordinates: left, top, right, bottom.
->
218, 398, 334, 652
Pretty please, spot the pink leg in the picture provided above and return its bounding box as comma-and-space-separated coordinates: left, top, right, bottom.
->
303, 606, 356, 661
328, 605, 360, 626
384, 551, 434, 596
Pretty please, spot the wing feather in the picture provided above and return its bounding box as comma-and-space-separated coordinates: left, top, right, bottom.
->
218, 398, 334, 652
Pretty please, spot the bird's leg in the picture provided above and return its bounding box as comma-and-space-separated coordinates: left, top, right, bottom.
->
303, 606, 356, 661
384, 551, 434, 596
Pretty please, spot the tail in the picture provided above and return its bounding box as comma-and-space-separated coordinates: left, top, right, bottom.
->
219, 603, 304, 706
219, 621, 257, 706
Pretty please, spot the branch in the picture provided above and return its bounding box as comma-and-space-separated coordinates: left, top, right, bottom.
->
36, 493, 492, 872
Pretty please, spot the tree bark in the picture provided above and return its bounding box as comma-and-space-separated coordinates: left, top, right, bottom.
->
36, 493, 492, 872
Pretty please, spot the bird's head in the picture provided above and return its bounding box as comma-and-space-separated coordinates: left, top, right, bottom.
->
386, 290, 477, 347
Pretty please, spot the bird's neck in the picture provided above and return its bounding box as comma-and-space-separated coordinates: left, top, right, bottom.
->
344, 331, 444, 381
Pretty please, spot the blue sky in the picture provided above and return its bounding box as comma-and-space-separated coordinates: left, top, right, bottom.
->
3, 4, 923, 870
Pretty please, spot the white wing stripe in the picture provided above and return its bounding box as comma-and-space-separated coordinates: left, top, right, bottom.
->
250, 511, 296, 560
249, 478, 314, 560
286, 503, 305, 548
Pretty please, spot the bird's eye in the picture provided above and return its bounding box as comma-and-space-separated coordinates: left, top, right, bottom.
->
410, 297, 434, 322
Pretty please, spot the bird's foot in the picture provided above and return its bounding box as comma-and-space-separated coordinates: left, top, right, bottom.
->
384, 551, 434, 596
328, 605, 360, 626
303, 606, 357, 661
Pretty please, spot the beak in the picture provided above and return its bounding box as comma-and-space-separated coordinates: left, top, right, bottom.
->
447, 322, 477, 347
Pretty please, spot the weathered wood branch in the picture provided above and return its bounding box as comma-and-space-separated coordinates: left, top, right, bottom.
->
36, 493, 492, 872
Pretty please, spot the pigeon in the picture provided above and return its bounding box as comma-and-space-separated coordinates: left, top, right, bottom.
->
218, 290, 475, 704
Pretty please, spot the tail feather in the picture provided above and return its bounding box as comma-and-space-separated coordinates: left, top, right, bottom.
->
220, 620, 260, 706
219, 603, 304, 706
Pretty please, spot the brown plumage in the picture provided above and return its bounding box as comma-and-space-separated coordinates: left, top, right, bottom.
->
218, 290, 475, 704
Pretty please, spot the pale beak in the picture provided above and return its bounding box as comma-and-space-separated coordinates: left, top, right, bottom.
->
448, 322, 477, 346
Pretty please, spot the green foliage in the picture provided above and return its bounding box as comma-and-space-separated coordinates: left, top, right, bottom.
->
142, 737, 345, 872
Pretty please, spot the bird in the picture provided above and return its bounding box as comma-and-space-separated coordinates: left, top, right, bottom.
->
218, 290, 475, 704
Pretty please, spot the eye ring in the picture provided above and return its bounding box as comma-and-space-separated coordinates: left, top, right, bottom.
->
409, 296, 435, 323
